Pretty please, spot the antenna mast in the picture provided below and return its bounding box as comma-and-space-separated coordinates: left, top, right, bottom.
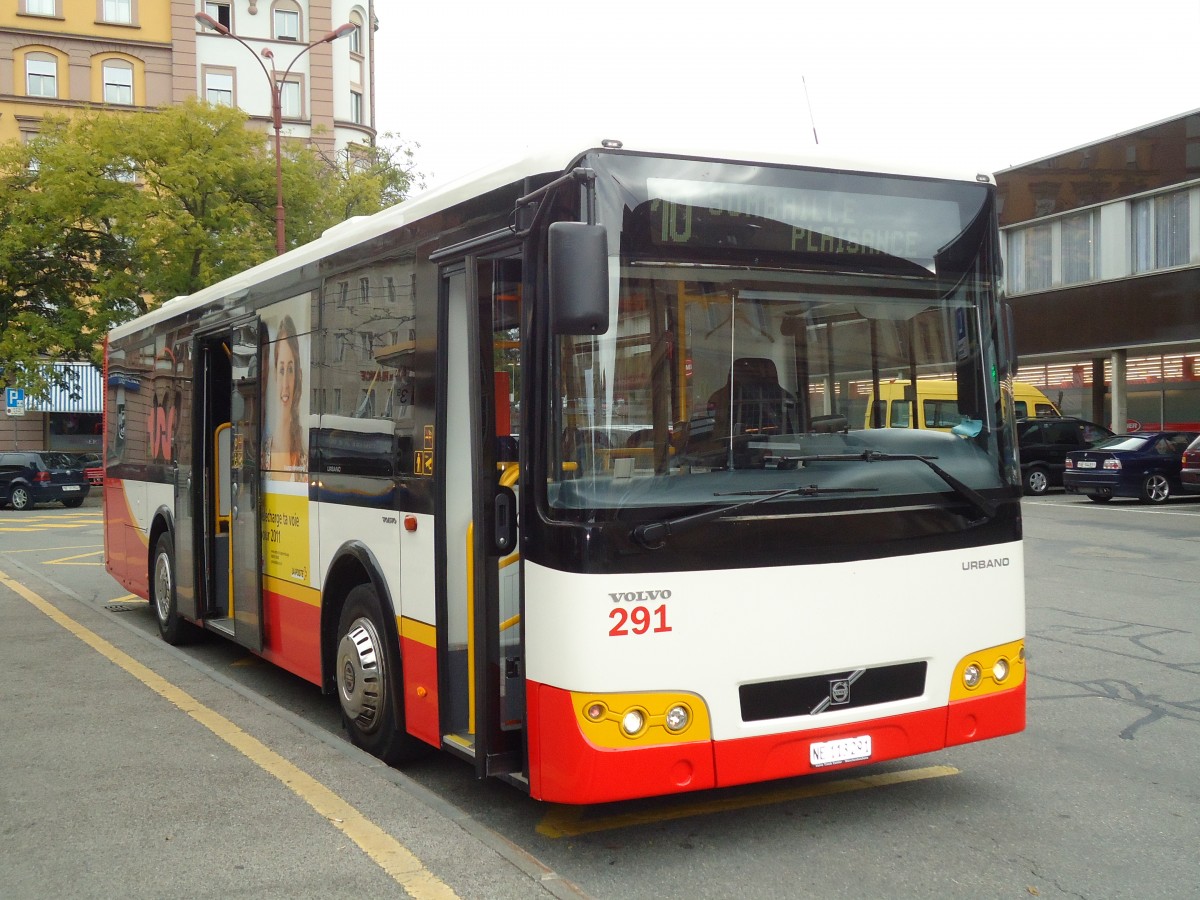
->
802, 76, 820, 145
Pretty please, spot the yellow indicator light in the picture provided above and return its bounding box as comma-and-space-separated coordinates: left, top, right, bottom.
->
951, 639, 1026, 701
572, 691, 712, 748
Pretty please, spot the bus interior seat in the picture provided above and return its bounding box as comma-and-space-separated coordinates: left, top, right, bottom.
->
709, 357, 798, 436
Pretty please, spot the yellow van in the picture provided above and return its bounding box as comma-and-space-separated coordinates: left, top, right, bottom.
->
866, 380, 1059, 431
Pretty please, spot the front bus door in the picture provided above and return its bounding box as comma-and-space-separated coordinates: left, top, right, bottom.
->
227, 320, 264, 650
439, 254, 524, 781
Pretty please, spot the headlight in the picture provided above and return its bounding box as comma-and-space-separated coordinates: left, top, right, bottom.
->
993, 658, 1010, 682
963, 663, 982, 689
621, 708, 647, 737
664, 704, 691, 733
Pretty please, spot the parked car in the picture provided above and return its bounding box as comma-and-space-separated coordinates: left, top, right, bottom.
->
72, 452, 104, 486
1063, 431, 1199, 504
0, 451, 92, 510
1182, 435, 1200, 495
1016, 416, 1113, 495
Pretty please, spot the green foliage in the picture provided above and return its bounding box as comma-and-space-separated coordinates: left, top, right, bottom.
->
0, 99, 422, 395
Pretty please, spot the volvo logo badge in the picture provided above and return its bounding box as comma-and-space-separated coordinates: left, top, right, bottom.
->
829, 678, 851, 705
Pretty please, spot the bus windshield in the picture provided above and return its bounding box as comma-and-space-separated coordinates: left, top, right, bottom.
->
546, 154, 1009, 518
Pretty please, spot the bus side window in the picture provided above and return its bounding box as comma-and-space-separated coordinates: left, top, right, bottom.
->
1014, 401, 1028, 418
889, 400, 911, 428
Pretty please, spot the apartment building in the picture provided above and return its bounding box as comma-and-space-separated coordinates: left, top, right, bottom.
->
1, 1, 375, 153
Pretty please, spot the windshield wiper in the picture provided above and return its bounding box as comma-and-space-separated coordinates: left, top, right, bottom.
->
773, 450, 998, 521
631, 484, 877, 550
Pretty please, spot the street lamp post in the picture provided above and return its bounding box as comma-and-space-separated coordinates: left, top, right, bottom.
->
194, 13, 355, 255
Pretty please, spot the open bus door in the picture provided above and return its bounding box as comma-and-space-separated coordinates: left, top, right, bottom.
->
190, 321, 264, 650
438, 257, 524, 781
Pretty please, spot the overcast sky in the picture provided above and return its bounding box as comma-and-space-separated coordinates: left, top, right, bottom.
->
373, 1, 1199, 189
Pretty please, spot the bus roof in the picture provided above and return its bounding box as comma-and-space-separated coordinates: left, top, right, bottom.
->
109, 137, 994, 340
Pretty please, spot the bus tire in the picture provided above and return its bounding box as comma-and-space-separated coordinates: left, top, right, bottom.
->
152, 532, 197, 645
335, 584, 426, 765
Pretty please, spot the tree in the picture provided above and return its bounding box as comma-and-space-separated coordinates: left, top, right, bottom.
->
0, 100, 422, 397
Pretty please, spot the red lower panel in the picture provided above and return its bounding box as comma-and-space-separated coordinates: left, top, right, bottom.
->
946, 680, 1026, 746
259, 588, 321, 685
400, 637, 440, 747
528, 682, 717, 804
715, 706, 950, 788
103, 479, 148, 598
530, 680, 1026, 804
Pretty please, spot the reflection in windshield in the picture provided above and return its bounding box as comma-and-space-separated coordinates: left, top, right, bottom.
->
547, 158, 1009, 516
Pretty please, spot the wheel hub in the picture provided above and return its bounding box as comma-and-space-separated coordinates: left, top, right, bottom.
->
336, 617, 385, 733
154, 552, 172, 623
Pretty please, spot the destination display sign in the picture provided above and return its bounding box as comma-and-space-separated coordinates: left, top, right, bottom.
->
645, 178, 966, 268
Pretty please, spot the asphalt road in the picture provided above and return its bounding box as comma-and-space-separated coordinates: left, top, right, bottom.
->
2, 490, 1198, 898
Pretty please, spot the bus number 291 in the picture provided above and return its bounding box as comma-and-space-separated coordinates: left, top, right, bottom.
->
609, 604, 672, 637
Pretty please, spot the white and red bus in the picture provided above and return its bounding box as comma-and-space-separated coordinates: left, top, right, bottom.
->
103, 139, 1025, 804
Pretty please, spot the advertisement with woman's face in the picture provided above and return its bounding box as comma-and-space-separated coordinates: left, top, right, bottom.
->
262, 303, 310, 482
260, 296, 313, 588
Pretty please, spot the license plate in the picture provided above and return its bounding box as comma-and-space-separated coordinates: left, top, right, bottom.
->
1077, 461, 1097, 469
61, 485, 80, 491
810, 735, 872, 767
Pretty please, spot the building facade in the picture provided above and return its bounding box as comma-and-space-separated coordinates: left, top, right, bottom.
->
1, 1, 376, 153
997, 110, 1200, 432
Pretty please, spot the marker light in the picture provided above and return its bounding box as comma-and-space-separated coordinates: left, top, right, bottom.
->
963, 663, 982, 690
586, 702, 606, 721
664, 704, 691, 733
993, 658, 1010, 683
621, 708, 646, 736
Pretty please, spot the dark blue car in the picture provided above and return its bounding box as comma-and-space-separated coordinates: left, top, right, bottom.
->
1063, 431, 1199, 504
0, 451, 91, 510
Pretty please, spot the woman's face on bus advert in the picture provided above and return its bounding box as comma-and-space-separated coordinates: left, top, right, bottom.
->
276, 338, 297, 411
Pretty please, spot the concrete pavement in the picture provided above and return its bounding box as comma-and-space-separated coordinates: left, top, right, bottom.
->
0, 545, 579, 900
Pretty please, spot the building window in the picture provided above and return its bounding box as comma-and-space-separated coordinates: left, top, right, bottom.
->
102, 0, 132, 24
26, 55, 57, 98
337, 282, 349, 308
359, 277, 370, 303
103, 61, 134, 105
1132, 190, 1190, 273
204, 1, 231, 28
1060, 210, 1099, 285
1007, 224, 1052, 294
24, 0, 57, 15
274, 8, 301, 41
279, 80, 301, 118
205, 71, 233, 106
350, 91, 363, 124
348, 14, 363, 54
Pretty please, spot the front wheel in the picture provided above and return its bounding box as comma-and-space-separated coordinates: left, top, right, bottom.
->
1024, 467, 1050, 496
1140, 473, 1171, 504
9, 485, 31, 510
152, 532, 197, 645
335, 584, 427, 765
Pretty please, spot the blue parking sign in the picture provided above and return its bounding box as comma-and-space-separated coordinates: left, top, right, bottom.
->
6, 387, 24, 409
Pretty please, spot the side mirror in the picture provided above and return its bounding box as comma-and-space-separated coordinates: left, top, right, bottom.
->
549, 222, 609, 335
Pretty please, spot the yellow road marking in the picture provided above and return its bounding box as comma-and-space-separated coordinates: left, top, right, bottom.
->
536, 764, 959, 838
0, 567, 459, 900
109, 594, 141, 603
46, 550, 104, 566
